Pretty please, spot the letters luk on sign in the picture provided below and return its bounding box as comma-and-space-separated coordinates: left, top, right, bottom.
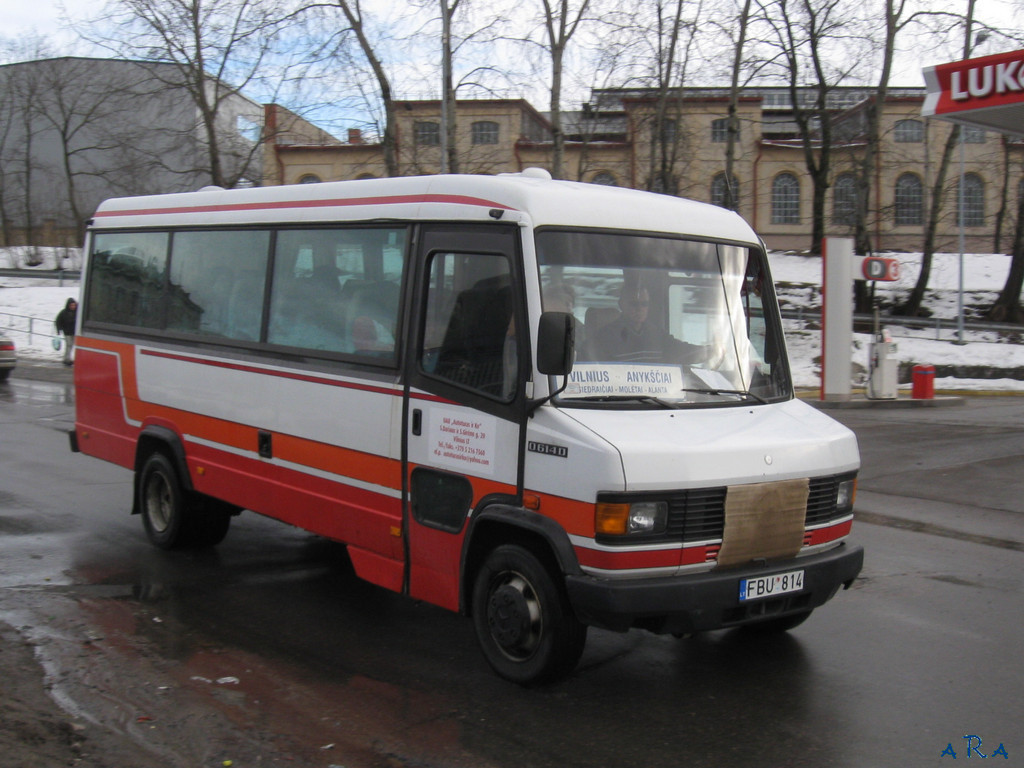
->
950, 59, 1024, 101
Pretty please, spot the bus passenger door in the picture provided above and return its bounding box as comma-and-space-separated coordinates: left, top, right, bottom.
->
403, 224, 527, 612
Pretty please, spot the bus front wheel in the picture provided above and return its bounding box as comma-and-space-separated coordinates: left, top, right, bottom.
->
471, 544, 587, 685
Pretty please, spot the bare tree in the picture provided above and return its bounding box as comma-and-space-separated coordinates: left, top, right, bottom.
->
87, 0, 300, 188
30, 58, 150, 240
842, 0, 934, 312
991, 180, 1024, 322
536, 0, 593, 179
992, 136, 1011, 254
439, 0, 461, 173
644, 0, 702, 195
757, 0, 860, 253
851, 0, 921, 259
331, 0, 400, 176
899, 0, 977, 317
0, 54, 46, 251
723, 0, 754, 212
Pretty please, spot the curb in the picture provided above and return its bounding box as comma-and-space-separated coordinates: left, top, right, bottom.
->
811, 395, 966, 409
9, 359, 74, 384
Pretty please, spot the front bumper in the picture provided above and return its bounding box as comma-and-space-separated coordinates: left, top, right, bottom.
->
565, 542, 864, 634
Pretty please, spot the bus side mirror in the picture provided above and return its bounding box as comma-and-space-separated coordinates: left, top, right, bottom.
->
537, 311, 575, 376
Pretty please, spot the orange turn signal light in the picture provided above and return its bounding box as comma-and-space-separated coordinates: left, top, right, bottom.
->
595, 503, 629, 535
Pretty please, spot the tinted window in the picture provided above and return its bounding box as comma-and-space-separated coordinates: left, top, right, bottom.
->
421, 252, 516, 400
267, 227, 406, 360
85, 226, 408, 365
167, 230, 270, 341
86, 232, 170, 328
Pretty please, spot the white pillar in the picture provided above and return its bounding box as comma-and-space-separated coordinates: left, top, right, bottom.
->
821, 237, 853, 402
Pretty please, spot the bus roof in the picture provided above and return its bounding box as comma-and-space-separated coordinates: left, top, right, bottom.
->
90, 169, 761, 246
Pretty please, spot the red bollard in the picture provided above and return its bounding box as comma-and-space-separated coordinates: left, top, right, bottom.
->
912, 364, 935, 399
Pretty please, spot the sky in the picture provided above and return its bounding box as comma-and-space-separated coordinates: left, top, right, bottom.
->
7, 0, 1022, 90
5, 0, 1024, 143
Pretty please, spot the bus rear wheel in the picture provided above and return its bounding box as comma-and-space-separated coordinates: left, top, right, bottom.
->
139, 452, 192, 549
139, 453, 235, 549
471, 544, 586, 685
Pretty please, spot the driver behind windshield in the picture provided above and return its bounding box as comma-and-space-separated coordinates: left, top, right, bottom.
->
592, 284, 701, 365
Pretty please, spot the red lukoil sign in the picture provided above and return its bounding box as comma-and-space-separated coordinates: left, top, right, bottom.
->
923, 50, 1024, 117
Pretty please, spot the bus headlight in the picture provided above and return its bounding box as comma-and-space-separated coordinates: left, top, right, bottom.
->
836, 478, 856, 513
596, 501, 668, 536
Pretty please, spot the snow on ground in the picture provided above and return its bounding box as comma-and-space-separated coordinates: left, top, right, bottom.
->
2, 247, 1023, 391
772, 250, 1024, 391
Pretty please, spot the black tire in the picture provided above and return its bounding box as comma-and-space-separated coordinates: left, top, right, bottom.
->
472, 544, 587, 685
191, 497, 234, 547
740, 609, 813, 635
138, 452, 194, 549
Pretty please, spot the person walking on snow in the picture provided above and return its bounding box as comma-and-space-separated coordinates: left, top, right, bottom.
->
55, 298, 77, 366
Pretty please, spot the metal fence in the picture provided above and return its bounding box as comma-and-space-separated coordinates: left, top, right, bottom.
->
0, 268, 80, 285
782, 308, 1024, 344
0, 311, 61, 346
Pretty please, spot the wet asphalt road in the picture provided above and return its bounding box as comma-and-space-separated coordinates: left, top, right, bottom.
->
1, 369, 1022, 767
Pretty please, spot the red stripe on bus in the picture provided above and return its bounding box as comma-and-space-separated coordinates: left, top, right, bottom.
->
140, 348, 401, 397
93, 193, 517, 218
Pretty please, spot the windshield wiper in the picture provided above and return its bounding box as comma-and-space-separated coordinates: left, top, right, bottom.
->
574, 395, 681, 409
680, 387, 767, 404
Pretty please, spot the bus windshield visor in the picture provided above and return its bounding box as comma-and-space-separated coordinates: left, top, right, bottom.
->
536, 230, 792, 406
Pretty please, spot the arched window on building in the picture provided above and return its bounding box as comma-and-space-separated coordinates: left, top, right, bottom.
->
771, 173, 800, 224
894, 119, 924, 143
711, 118, 736, 143
958, 173, 985, 227
710, 172, 739, 210
414, 121, 440, 146
832, 173, 858, 228
653, 118, 676, 145
894, 173, 923, 227
591, 171, 617, 186
471, 121, 499, 145
298, 174, 321, 184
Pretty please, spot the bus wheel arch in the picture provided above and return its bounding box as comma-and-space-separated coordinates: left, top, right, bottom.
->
132, 426, 193, 516
133, 427, 235, 548
462, 511, 587, 685
138, 451, 193, 549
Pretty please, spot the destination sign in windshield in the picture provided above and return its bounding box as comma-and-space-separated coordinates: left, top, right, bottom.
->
561, 363, 684, 398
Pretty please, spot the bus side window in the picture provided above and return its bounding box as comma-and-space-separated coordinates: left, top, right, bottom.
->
167, 230, 270, 342
424, 253, 515, 400
86, 233, 169, 328
267, 227, 406, 360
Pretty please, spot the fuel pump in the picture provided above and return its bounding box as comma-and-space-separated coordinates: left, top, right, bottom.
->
867, 308, 898, 400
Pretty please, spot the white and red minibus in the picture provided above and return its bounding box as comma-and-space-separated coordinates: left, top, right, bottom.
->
71, 169, 862, 684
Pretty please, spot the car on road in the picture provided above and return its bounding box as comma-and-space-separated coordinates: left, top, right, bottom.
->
0, 334, 16, 380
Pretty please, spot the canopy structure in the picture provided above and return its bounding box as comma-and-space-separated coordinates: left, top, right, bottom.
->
922, 49, 1024, 137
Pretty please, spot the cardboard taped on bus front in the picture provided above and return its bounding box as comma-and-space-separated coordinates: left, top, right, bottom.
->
716, 478, 809, 567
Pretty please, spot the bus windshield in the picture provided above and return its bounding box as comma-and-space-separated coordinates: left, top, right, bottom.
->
536, 230, 791, 406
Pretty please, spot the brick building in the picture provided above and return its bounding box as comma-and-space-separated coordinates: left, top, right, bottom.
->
264, 87, 1021, 254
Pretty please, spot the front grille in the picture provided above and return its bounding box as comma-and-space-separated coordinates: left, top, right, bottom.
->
805, 472, 857, 527
596, 472, 855, 547
665, 487, 727, 542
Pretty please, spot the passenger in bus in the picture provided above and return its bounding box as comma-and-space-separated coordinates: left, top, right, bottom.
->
592, 285, 701, 365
